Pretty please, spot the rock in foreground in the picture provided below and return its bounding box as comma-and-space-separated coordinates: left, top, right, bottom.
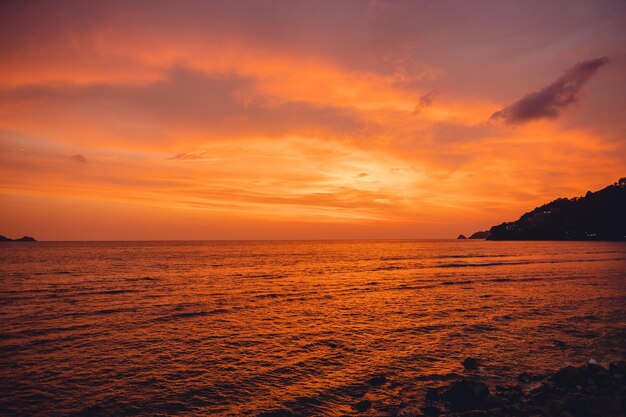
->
422, 361, 626, 417
461, 357, 481, 370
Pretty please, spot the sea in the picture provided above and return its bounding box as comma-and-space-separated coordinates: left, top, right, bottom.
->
1, 240, 625, 416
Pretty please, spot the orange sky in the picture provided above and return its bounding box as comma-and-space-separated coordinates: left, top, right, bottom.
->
1, 0, 625, 240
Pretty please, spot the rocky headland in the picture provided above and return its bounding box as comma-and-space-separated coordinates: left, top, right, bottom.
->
486, 178, 626, 241
468, 231, 491, 239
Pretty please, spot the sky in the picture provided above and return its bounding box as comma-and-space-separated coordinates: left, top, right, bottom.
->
1, 0, 625, 240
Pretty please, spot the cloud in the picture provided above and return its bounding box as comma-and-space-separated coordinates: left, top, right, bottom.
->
167, 151, 212, 161
489, 57, 610, 125
0, 67, 372, 142
69, 154, 87, 163
419, 90, 439, 107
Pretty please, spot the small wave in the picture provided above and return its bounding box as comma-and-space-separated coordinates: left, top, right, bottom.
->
302, 339, 345, 350
414, 372, 462, 381
562, 328, 599, 339
0, 288, 48, 295
125, 276, 159, 282
11, 324, 91, 338
370, 265, 405, 271
435, 257, 626, 269
441, 280, 474, 286
94, 307, 137, 315
257, 409, 299, 417
437, 262, 509, 268
389, 324, 449, 334
254, 293, 283, 299
244, 274, 287, 279
155, 309, 230, 322
434, 254, 509, 259
465, 323, 499, 333
91, 289, 140, 295
396, 283, 437, 291
565, 314, 601, 322
267, 376, 393, 416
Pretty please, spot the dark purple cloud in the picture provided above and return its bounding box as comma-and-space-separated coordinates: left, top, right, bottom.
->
490, 57, 610, 125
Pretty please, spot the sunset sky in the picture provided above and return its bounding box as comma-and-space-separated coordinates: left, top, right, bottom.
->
1, 0, 625, 240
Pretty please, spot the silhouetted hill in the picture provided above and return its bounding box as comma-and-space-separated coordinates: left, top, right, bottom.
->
457, 234, 467, 239
469, 230, 491, 239
0, 235, 37, 242
488, 178, 626, 241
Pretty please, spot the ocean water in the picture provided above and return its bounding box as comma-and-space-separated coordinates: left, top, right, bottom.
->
1, 240, 625, 416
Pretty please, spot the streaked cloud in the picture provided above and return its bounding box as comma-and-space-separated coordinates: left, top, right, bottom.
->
490, 57, 610, 125
69, 154, 87, 163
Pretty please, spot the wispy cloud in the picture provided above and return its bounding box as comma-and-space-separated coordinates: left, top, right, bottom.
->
490, 57, 610, 125
69, 154, 87, 163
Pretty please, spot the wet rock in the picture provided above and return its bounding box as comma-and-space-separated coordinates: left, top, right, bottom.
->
421, 405, 441, 416
257, 410, 298, 417
353, 399, 372, 413
376, 403, 402, 416
564, 395, 615, 417
609, 361, 626, 374
495, 384, 522, 402
367, 375, 388, 386
441, 379, 490, 410
462, 357, 480, 370
424, 361, 626, 417
517, 372, 534, 383
345, 383, 369, 398
583, 363, 608, 376
396, 406, 421, 417
609, 361, 626, 379
551, 366, 585, 389
425, 387, 442, 402
458, 411, 490, 417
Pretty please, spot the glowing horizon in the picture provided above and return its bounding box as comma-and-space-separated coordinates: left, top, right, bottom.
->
1, 0, 625, 240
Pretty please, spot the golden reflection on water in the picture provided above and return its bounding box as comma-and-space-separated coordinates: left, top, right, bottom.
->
1, 240, 625, 416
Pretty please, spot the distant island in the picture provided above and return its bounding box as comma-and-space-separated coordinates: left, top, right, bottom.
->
485, 177, 626, 241
0, 235, 37, 242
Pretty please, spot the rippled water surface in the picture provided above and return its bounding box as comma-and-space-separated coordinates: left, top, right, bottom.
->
1, 240, 626, 416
